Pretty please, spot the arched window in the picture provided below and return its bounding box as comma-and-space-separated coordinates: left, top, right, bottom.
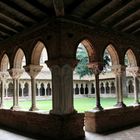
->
23, 83, 29, 96
8, 83, 13, 97
40, 83, 45, 96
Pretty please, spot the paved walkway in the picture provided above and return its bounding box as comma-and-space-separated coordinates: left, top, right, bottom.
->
85, 125, 140, 140
0, 125, 139, 140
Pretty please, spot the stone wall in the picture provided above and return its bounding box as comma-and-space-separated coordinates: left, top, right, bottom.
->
0, 110, 84, 140
85, 106, 140, 133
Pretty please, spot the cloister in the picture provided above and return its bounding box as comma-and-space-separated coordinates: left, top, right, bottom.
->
0, 0, 139, 140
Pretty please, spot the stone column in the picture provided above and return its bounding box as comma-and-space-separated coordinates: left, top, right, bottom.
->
20, 83, 24, 97
88, 62, 103, 111
46, 58, 78, 115
8, 68, 23, 110
44, 84, 47, 96
28, 81, 31, 97
0, 72, 9, 108
5, 83, 8, 97
112, 65, 126, 107
36, 83, 40, 96
127, 67, 140, 105
24, 65, 42, 111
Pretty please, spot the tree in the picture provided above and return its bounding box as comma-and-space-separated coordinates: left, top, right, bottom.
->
75, 44, 92, 78
75, 44, 111, 78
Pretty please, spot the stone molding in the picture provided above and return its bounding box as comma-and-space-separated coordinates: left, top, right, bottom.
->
8, 68, 24, 79
23, 64, 43, 78
0, 72, 9, 80
112, 65, 126, 75
126, 66, 140, 77
88, 62, 103, 75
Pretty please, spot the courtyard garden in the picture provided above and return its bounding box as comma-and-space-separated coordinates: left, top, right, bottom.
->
3, 97, 135, 113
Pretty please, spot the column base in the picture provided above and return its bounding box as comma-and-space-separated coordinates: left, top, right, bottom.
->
0, 104, 4, 109
10, 105, 20, 111
133, 102, 140, 106
114, 102, 126, 108
29, 106, 39, 111
93, 105, 104, 111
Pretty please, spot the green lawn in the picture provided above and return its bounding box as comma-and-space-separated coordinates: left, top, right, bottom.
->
3, 97, 136, 113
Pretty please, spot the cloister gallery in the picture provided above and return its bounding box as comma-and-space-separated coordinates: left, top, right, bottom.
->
0, 0, 139, 140
0, 43, 139, 105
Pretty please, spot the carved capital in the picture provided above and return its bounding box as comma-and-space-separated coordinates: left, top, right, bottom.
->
112, 65, 126, 76
45, 58, 78, 70
23, 64, 43, 78
8, 68, 24, 79
126, 67, 140, 77
0, 72, 9, 80
88, 62, 103, 75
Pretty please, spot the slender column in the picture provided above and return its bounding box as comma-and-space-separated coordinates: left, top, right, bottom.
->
44, 84, 47, 96
8, 68, 23, 110
112, 65, 126, 107
88, 62, 103, 111
28, 82, 31, 97
24, 65, 42, 111
0, 72, 9, 108
127, 67, 140, 105
46, 58, 78, 115
5, 83, 8, 97
20, 83, 24, 97
89, 82, 92, 95
104, 82, 107, 94
109, 82, 111, 94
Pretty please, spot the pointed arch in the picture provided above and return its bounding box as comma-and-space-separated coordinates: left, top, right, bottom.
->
0, 54, 10, 71
105, 44, 119, 65
125, 49, 137, 67
14, 48, 25, 68
80, 39, 96, 62
31, 41, 48, 65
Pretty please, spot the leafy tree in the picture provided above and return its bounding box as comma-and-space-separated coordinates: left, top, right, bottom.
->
75, 44, 111, 78
75, 44, 92, 78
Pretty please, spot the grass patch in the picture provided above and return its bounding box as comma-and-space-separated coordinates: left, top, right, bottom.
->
3, 97, 135, 113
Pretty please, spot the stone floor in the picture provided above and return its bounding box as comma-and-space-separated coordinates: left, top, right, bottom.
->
0, 125, 139, 140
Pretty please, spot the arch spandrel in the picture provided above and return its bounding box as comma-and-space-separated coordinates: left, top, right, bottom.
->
74, 38, 98, 63
31, 41, 48, 65
125, 49, 137, 67
0, 54, 10, 71
105, 44, 119, 65
14, 48, 25, 69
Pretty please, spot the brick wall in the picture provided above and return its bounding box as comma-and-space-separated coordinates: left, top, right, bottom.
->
85, 106, 140, 133
0, 110, 84, 140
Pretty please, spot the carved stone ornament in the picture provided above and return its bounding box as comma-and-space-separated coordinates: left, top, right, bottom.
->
87, 62, 103, 75
0, 72, 9, 80
112, 65, 126, 76
23, 64, 43, 78
8, 68, 24, 79
126, 67, 140, 77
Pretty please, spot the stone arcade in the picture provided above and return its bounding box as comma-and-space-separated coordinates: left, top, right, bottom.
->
0, 1, 140, 140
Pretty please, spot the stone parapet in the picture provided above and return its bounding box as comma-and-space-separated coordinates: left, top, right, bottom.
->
0, 110, 84, 140
85, 106, 140, 133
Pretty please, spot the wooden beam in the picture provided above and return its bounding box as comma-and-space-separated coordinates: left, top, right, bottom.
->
0, 0, 38, 22
0, 7, 30, 27
24, 0, 53, 16
83, 0, 112, 19
113, 10, 139, 29
102, 1, 139, 27
0, 23, 18, 33
122, 20, 140, 32
65, 0, 84, 14
53, 0, 64, 16
92, 0, 131, 23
